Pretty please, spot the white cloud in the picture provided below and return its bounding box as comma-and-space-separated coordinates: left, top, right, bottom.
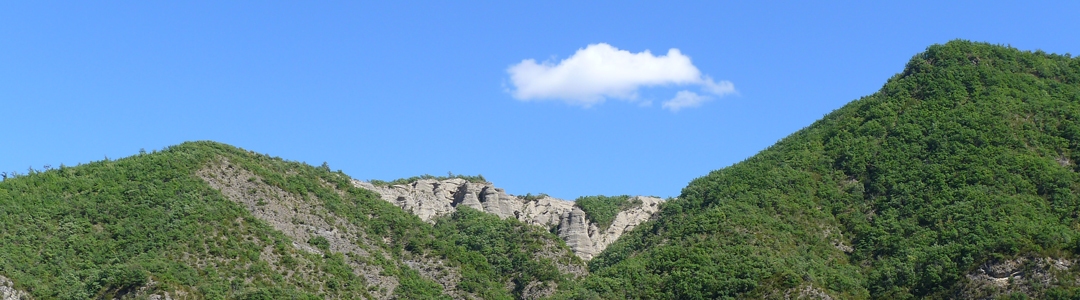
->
507, 43, 735, 109
662, 91, 710, 112
700, 76, 736, 97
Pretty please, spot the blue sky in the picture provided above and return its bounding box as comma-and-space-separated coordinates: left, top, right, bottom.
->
3, 1, 1079, 199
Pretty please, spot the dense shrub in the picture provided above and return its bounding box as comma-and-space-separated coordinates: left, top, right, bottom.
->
573, 195, 641, 230
0, 141, 578, 299
369, 173, 487, 186
564, 40, 1080, 299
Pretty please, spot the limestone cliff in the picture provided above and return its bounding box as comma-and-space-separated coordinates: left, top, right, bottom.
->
353, 178, 666, 260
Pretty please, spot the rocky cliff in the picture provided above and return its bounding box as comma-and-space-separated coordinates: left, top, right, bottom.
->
352, 178, 665, 260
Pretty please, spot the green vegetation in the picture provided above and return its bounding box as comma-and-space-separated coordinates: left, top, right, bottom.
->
0, 142, 342, 299
428, 206, 581, 299
369, 173, 487, 187
308, 236, 330, 252
0, 141, 579, 299
5, 40, 1079, 299
573, 195, 642, 230
517, 192, 550, 201
561, 40, 1080, 299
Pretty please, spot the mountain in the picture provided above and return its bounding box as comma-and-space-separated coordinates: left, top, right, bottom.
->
2, 40, 1078, 300
564, 40, 1080, 299
0, 142, 586, 299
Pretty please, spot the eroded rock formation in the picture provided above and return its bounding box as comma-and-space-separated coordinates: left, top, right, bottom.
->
353, 178, 666, 260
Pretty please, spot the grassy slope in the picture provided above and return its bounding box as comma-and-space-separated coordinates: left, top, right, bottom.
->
0, 141, 581, 299
567, 40, 1080, 299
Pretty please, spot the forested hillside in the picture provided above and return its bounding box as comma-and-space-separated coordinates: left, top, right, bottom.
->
0, 142, 583, 299
563, 40, 1080, 299
2, 40, 1078, 300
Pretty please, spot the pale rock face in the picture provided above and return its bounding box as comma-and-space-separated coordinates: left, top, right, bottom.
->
520, 196, 575, 228
0, 275, 31, 300
353, 178, 666, 260
558, 207, 596, 259
590, 195, 666, 256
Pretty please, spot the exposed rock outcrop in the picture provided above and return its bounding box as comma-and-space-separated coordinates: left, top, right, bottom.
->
956, 256, 1076, 299
199, 158, 403, 299
0, 275, 30, 300
353, 178, 666, 260
112, 279, 183, 300
590, 195, 666, 257
199, 159, 589, 299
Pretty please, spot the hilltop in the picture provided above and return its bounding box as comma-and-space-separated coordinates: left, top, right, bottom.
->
566, 40, 1080, 299
0, 142, 586, 299
2, 40, 1079, 299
